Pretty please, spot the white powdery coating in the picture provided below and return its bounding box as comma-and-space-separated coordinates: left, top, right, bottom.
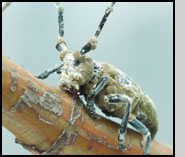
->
116, 68, 134, 87
60, 53, 82, 90
93, 61, 104, 72
63, 53, 74, 63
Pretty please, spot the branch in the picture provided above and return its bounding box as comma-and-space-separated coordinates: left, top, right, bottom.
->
2, 55, 173, 155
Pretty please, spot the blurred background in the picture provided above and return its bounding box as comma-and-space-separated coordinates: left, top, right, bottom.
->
2, 2, 173, 155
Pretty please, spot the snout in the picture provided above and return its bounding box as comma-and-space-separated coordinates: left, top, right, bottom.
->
61, 84, 78, 95
59, 52, 83, 94
59, 72, 81, 94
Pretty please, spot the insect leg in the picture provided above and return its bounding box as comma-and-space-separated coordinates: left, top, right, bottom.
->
85, 100, 98, 119
86, 76, 108, 119
36, 63, 63, 79
129, 118, 151, 155
105, 94, 132, 152
118, 96, 131, 152
87, 76, 108, 101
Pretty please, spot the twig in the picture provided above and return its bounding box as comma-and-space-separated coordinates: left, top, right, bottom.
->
2, 55, 173, 155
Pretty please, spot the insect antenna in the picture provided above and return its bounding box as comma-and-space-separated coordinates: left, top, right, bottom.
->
80, 2, 116, 55
55, 2, 68, 52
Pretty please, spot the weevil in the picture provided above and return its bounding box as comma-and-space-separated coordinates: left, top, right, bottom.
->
36, 2, 158, 155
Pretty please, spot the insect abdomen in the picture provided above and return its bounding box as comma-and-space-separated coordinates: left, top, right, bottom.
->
137, 92, 158, 139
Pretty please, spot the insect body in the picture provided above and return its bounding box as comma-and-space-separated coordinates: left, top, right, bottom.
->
37, 2, 158, 155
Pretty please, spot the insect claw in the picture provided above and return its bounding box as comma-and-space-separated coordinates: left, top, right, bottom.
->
90, 113, 99, 120
118, 141, 127, 152
121, 147, 127, 152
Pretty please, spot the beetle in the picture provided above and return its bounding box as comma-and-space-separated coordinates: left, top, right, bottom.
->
36, 2, 158, 155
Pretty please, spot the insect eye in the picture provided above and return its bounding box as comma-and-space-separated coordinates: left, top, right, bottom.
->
74, 60, 81, 66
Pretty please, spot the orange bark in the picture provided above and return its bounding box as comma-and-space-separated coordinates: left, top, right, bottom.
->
2, 55, 173, 155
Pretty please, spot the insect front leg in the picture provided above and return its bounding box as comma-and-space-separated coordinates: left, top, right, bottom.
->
104, 94, 132, 152
36, 63, 63, 79
129, 118, 151, 155
86, 76, 108, 119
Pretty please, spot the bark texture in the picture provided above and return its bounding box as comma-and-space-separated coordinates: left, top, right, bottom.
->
2, 55, 173, 155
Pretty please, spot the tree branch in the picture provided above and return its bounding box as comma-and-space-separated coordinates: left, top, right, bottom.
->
2, 55, 173, 155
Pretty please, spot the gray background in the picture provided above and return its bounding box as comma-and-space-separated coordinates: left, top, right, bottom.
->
176, 0, 185, 156
2, 2, 173, 155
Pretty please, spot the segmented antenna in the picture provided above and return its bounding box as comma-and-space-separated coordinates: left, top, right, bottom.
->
94, 2, 116, 39
56, 2, 64, 37
80, 2, 116, 55
55, 2, 68, 52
